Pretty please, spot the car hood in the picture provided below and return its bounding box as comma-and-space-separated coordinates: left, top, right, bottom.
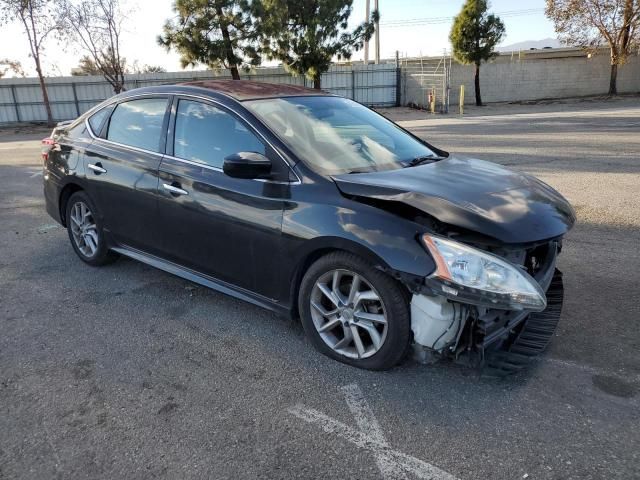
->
332, 156, 576, 244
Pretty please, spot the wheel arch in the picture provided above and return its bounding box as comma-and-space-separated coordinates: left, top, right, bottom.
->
58, 182, 85, 227
288, 237, 420, 319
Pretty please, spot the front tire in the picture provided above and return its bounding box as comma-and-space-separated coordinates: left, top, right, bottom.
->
66, 191, 118, 266
298, 252, 411, 370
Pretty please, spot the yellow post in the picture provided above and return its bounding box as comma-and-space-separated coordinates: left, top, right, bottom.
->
431, 88, 436, 114
459, 85, 465, 115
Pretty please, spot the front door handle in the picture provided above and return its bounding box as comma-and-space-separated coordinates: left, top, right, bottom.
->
87, 163, 107, 174
163, 183, 189, 196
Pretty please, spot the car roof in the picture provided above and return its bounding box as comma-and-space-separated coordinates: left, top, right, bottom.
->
177, 80, 331, 101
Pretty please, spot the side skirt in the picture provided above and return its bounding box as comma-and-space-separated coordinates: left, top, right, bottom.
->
111, 246, 292, 318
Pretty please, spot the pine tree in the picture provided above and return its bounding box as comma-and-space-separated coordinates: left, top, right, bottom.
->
252, 0, 377, 89
158, 0, 260, 80
449, 0, 505, 106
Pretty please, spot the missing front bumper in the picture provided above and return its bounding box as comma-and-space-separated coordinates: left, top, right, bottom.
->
481, 269, 564, 376
411, 269, 565, 376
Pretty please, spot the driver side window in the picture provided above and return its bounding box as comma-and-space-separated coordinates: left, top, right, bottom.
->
173, 100, 266, 169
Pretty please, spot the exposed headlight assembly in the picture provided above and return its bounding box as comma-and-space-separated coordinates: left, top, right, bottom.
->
421, 234, 547, 311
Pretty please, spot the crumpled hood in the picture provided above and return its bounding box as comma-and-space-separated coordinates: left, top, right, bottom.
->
333, 156, 576, 244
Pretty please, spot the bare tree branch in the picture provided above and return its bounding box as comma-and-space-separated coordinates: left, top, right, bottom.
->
64, 0, 128, 93
0, 0, 66, 126
546, 0, 640, 95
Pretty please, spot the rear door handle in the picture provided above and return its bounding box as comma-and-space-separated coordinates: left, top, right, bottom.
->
163, 183, 189, 196
87, 163, 107, 174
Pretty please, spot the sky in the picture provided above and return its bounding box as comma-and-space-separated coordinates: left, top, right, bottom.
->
0, 0, 558, 77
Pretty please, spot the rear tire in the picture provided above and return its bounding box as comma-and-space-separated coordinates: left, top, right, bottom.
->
298, 251, 411, 370
66, 191, 118, 266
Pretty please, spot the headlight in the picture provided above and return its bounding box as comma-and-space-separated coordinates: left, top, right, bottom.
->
421, 234, 547, 311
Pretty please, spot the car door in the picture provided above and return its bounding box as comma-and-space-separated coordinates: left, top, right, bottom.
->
83, 96, 170, 253
156, 97, 289, 301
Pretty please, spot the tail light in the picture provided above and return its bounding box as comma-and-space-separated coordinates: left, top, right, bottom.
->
41, 137, 54, 161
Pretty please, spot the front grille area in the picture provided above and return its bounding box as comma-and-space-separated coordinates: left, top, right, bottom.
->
490, 240, 559, 288
473, 241, 559, 347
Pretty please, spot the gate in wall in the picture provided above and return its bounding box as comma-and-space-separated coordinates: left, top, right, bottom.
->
401, 53, 451, 113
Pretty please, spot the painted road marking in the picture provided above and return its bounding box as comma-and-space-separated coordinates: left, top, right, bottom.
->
36, 223, 61, 233
24, 167, 43, 178
288, 384, 459, 480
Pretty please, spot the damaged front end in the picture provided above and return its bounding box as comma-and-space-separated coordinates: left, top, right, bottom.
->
410, 238, 564, 376
331, 155, 575, 374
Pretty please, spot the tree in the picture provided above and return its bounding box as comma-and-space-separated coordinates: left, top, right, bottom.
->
129, 60, 167, 74
64, 0, 127, 93
0, 58, 25, 78
546, 0, 640, 95
158, 0, 260, 80
139, 65, 167, 73
252, 0, 378, 89
0, 0, 66, 126
449, 0, 505, 106
71, 55, 102, 75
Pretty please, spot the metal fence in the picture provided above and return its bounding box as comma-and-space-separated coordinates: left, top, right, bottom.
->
0, 64, 400, 125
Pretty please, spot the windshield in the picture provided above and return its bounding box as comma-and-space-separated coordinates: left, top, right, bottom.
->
244, 96, 438, 175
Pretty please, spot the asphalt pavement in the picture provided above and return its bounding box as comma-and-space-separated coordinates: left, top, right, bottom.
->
1, 97, 639, 479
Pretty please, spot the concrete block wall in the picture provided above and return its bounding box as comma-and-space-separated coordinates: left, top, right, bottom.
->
403, 48, 640, 108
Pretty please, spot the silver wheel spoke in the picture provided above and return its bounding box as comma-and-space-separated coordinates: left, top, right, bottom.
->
357, 320, 383, 350
311, 300, 337, 318
347, 274, 361, 304
72, 204, 81, 224
334, 326, 353, 350
354, 311, 387, 325
84, 234, 97, 254
86, 228, 98, 244
318, 283, 340, 308
81, 203, 91, 220
331, 270, 347, 305
318, 317, 341, 333
350, 325, 366, 357
331, 270, 341, 294
354, 290, 378, 308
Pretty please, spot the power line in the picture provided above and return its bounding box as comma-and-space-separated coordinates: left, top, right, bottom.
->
381, 8, 543, 24
380, 8, 544, 28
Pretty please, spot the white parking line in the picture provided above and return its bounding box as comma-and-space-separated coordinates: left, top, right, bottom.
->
288, 384, 459, 480
0, 144, 40, 150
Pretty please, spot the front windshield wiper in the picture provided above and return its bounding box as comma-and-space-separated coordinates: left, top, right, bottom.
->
344, 167, 374, 174
405, 155, 440, 167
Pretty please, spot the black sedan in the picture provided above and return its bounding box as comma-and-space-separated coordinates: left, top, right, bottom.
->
43, 81, 575, 374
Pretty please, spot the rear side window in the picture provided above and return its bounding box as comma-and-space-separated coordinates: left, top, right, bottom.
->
107, 98, 168, 152
173, 99, 265, 168
87, 106, 111, 135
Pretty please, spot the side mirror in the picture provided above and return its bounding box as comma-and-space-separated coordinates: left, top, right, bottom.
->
222, 152, 272, 179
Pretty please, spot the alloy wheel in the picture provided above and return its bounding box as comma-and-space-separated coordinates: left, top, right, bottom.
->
310, 269, 388, 359
69, 201, 99, 258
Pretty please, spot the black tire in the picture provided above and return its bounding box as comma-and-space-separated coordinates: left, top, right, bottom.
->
65, 191, 118, 266
298, 251, 411, 370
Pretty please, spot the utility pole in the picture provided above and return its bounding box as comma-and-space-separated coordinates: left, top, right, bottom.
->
364, 0, 370, 64
374, 0, 380, 64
